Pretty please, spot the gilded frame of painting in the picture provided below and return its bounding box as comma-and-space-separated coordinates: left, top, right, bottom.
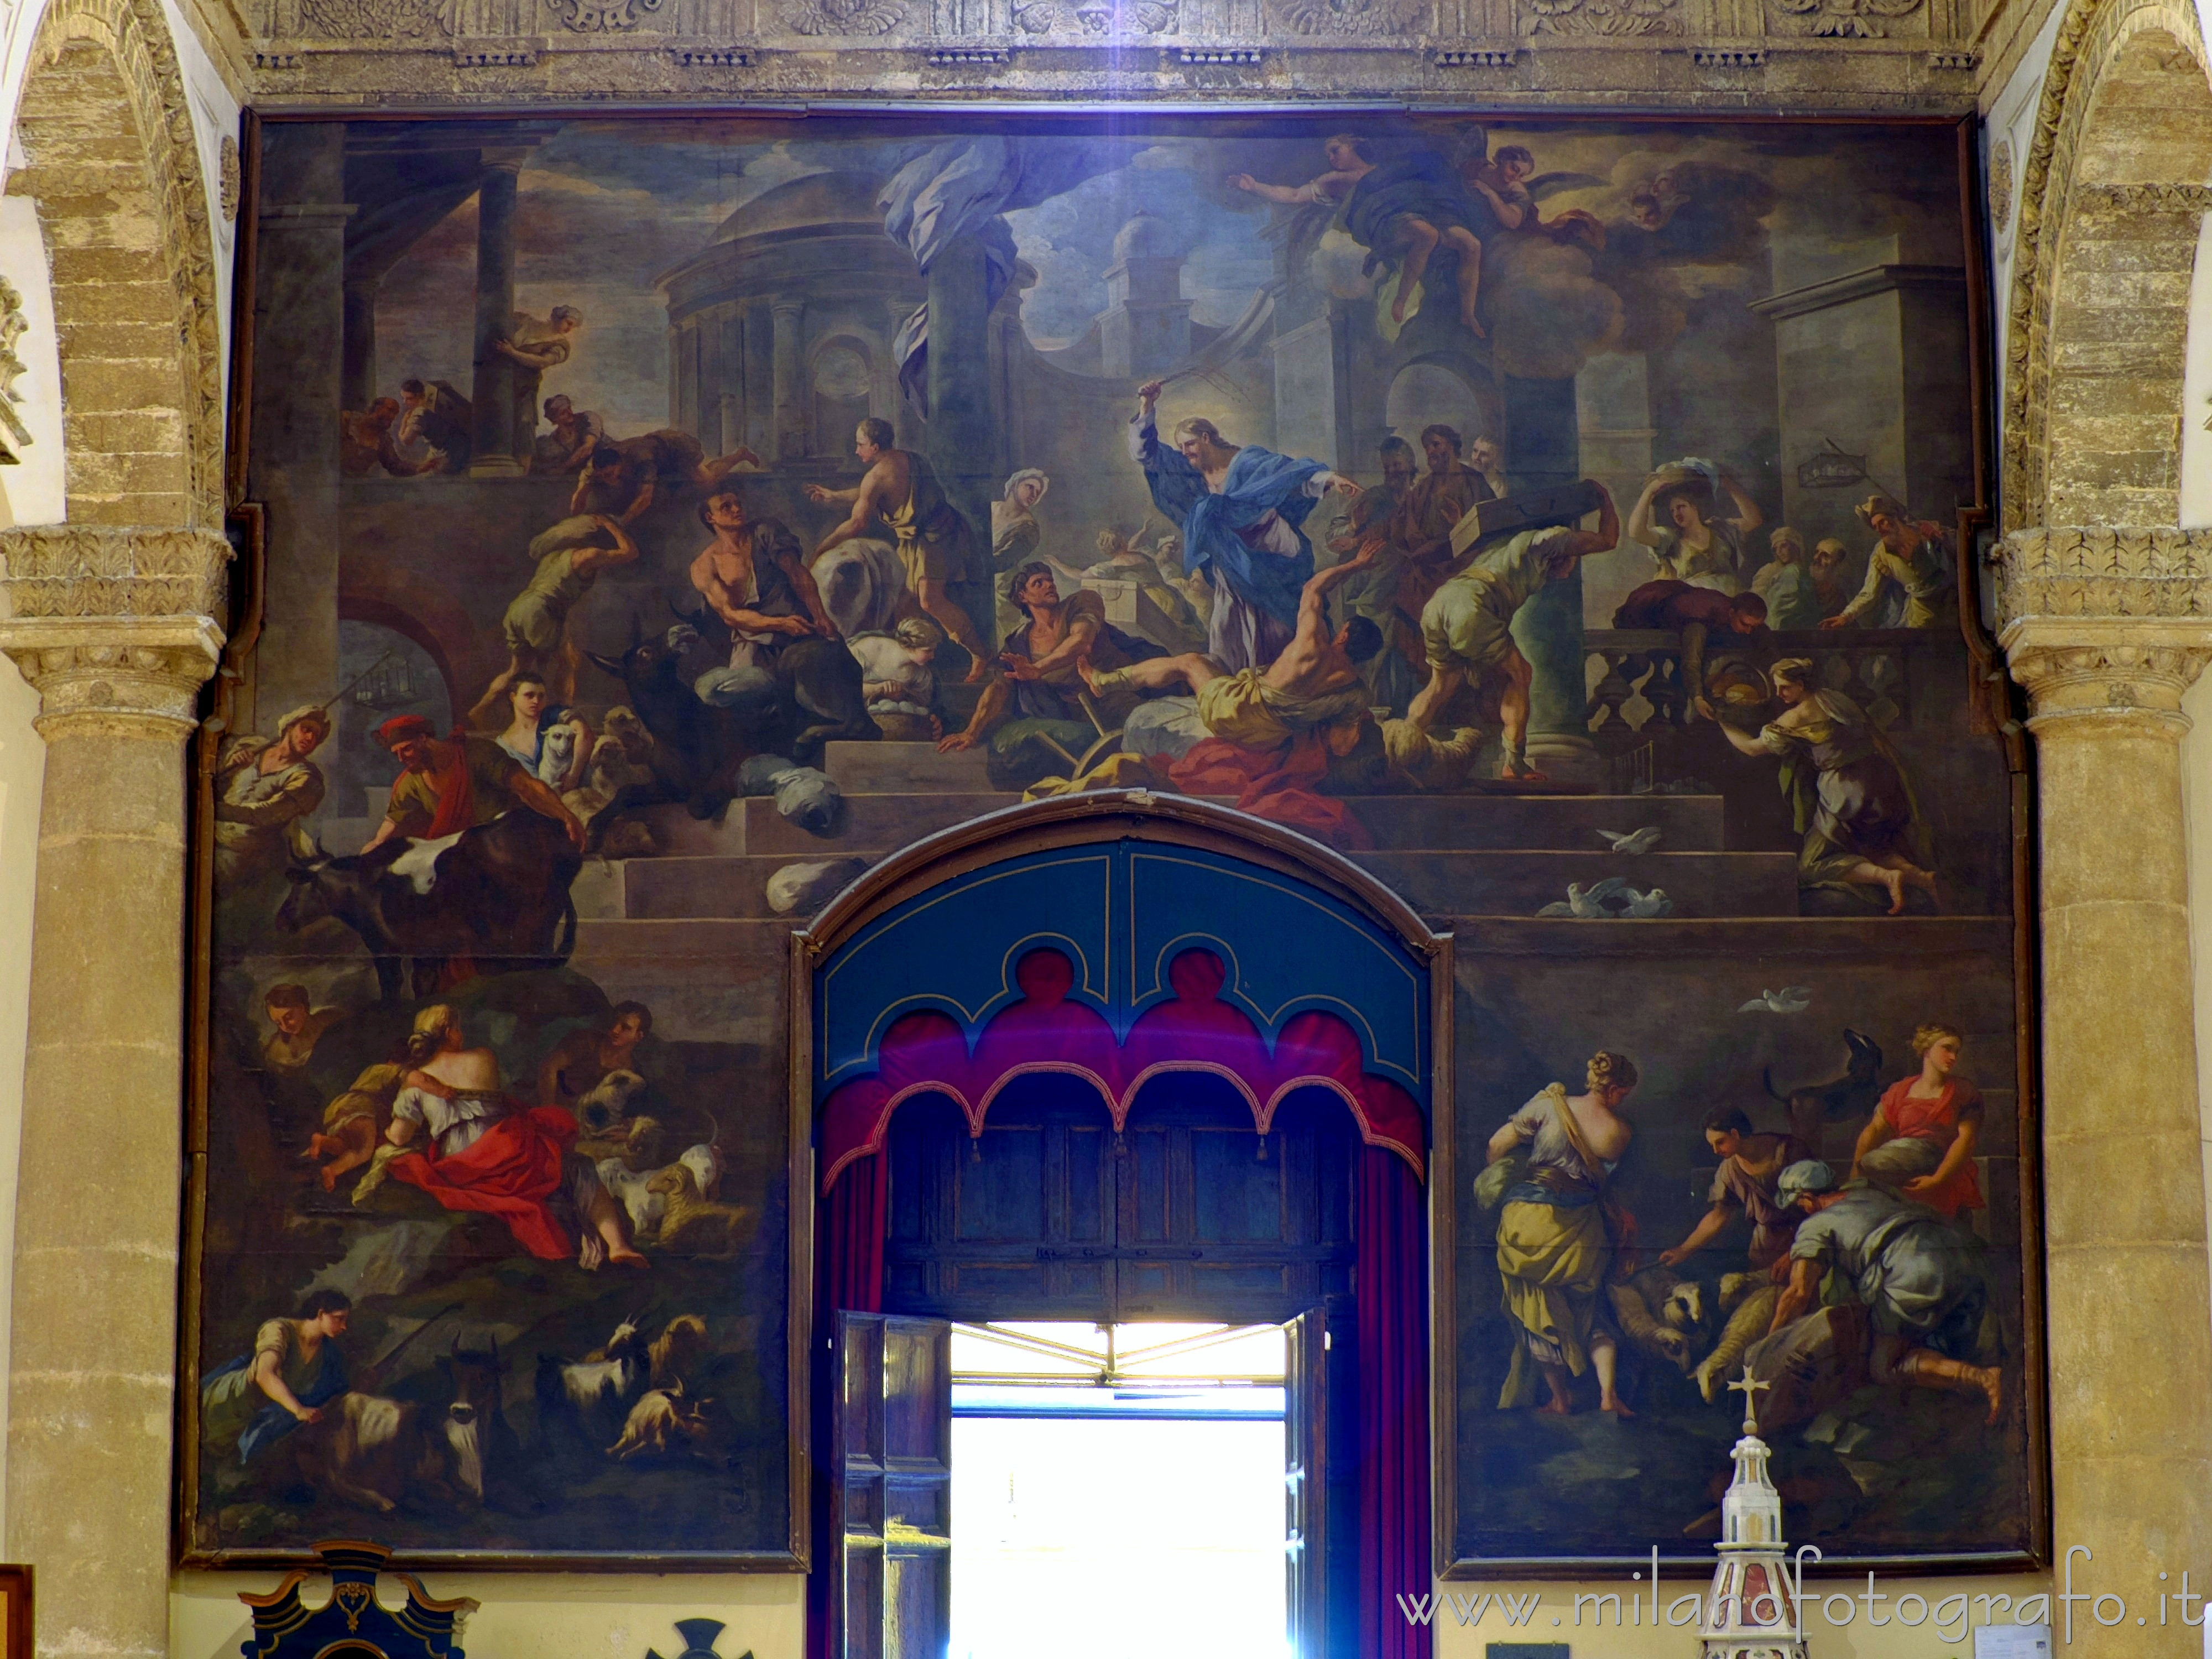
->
171, 103, 2047, 1579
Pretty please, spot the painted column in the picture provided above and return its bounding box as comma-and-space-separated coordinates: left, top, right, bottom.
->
469, 160, 524, 477
1502, 373, 1595, 780
0, 528, 227, 1659
247, 123, 349, 730
341, 275, 378, 412
2002, 554, 2212, 1654
924, 233, 999, 647
771, 298, 807, 462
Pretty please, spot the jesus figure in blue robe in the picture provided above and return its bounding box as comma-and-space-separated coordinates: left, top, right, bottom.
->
1129, 379, 1361, 671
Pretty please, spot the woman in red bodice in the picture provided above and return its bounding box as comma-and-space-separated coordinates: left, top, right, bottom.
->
1850, 1022, 1984, 1218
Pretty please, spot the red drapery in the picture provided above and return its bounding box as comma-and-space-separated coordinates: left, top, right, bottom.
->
806, 1125, 1429, 1659
1357, 1144, 1432, 1659
808, 1150, 888, 1659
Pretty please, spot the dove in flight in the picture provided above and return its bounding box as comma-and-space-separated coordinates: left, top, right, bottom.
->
1536, 877, 1630, 918
1619, 886, 1672, 917
1738, 986, 1813, 1014
1597, 826, 1662, 855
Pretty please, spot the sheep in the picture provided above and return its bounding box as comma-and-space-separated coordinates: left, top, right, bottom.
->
679, 1141, 723, 1199
645, 1165, 758, 1260
576, 1068, 649, 1138
1693, 1272, 1784, 1402
607, 1381, 713, 1460
597, 1157, 665, 1239
537, 718, 586, 789
1606, 1264, 1714, 1374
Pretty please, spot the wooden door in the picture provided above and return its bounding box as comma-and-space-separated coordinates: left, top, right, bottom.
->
1282, 1306, 1328, 1659
832, 1313, 951, 1659
883, 1076, 1354, 1325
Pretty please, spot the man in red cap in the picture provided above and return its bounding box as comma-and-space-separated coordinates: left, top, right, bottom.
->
362, 714, 584, 854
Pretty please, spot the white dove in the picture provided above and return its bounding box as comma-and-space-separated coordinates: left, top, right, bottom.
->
1619, 885, 1673, 918
1738, 985, 1813, 1014
1597, 826, 1663, 855
1536, 877, 1630, 919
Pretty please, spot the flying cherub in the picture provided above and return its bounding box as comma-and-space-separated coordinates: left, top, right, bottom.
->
1453, 127, 1609, 252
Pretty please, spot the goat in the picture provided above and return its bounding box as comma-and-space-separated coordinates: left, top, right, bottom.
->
608, 1381, 714, 1460
648, 1313, 711, 1390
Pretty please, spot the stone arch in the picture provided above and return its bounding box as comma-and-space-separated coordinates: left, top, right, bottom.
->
4, 0, 225, 530
2001, 0, 2212, 530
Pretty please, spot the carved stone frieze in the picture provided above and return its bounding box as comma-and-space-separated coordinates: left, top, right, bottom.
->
552, 0, 660, 30
0, 527, 229, 734
0, 525, 232, 621
1769, 0, 1918, 39
219, 135, 242, 222
1996, 525, 2212, 624
294, 0, 450, 34
1271, 0, 1416, 36
2069, 180, 2212, 213
780, 0, 908, 34
1997, 528, 2212, 724
1525, 0, 1677, 36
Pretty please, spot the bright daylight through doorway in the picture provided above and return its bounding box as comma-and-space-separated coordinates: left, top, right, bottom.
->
950, 1323, 1292, 1659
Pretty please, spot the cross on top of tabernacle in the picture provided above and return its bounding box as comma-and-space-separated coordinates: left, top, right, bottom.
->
1728, 1365, 1770, 1434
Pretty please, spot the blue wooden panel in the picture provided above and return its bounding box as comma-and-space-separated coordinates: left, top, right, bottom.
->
817, 849, 1115, 1089
1124, 847, 1428, 1091
817, 838, 1428, 1098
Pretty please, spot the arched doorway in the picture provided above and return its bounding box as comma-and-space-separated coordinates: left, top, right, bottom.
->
795, 792, 1448, 1659
6, 0, 225, 531
2001, 0, 2212, 529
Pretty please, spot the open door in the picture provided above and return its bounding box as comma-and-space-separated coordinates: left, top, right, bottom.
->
832, 1313, 952, 1659
1284, 1306, 1327, 1659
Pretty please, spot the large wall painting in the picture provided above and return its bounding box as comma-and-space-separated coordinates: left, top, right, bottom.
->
194, 111, 2035, 1570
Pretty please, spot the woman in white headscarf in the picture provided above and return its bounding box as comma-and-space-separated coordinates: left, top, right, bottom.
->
1716, 657, 1936, 914
992, 469, 1052, 632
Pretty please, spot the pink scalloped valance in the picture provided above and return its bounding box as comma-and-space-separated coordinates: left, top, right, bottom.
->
818, 947, 1426, 1191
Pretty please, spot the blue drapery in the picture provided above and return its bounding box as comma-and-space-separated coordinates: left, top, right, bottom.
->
1136, 420, 1329, 630
877, 137, 1131, 408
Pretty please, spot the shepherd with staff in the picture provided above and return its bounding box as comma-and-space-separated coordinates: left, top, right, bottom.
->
214, 650, 427, 888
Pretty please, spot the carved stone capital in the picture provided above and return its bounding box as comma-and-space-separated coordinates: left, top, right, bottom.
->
0, 617, 223, 737
0, 525, 230, 738
2002, 617, 2212, 733
0, 524, 232, 620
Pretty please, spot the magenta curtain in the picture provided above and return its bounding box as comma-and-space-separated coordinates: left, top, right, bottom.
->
808, 1150, 889, 1659
1357, 1144, 1432, 1659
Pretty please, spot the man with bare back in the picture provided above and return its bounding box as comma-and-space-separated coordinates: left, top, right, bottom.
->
1408, 482, 1620, 781
687, 490, 838, 708
1079, 540, 1385, 752
807, 418, 991, 681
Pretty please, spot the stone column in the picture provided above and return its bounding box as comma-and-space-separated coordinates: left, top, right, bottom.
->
924, 234, 1000, 648
0, 525, 227, 1659
1502, 372, 1596, 781
469, 160, 525, 478
2001, 529, 2212, 1655
771, 298, 807, 462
